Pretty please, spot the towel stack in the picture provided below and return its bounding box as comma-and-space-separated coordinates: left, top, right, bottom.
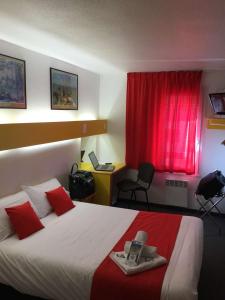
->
110, 231, 167, 275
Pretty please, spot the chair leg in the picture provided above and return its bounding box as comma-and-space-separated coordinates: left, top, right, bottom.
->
128, 191, 136, 209
127, 191, 132, 209
133, 191, 136, 201
117, 189, 120, 203
130, 191, 133, 201
145, 190, 149, 210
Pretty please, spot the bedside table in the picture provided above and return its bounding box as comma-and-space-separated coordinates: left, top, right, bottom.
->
79, 162, 126, 206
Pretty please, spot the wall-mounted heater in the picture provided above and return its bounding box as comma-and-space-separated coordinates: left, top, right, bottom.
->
165, 179, 188, 208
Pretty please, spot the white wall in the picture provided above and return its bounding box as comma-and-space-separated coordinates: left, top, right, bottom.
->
0, 39, 100, 197
0, 39, 99, 124
98, 72, 126, 163
200, 70, 225, 177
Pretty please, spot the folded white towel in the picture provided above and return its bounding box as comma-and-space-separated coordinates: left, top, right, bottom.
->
110, 251, 167, 275
128, 231, 157, 257
134, 231, 148, 243
124, 241, 157, 258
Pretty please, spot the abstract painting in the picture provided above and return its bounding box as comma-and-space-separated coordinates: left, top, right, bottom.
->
0, 54, 26, 109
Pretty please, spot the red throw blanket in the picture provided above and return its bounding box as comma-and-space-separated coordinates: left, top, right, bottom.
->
91, 211, 182, 300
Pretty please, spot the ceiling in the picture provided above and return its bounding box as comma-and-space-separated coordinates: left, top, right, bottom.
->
0, 0, 225, 73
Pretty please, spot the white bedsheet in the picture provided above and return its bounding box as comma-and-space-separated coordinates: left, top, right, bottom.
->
162, 216, 203, 300
0, 202, 203, 300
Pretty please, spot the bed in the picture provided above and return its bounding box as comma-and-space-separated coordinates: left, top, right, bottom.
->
0, 201, 203, 300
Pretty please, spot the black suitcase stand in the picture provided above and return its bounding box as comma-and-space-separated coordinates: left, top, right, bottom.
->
195, 170, 225, 235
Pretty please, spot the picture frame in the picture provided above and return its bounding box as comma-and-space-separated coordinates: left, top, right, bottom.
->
209, 92, 225, 115
0, 53, 26, 109
50, 68, 78, 110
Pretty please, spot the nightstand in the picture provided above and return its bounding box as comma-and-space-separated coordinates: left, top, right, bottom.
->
79, 163, 126, 206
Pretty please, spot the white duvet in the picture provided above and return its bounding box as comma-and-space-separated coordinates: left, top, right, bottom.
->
0, 202, 203, 300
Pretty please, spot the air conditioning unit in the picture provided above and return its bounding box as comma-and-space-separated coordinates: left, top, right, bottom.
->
165, 179, 188, 208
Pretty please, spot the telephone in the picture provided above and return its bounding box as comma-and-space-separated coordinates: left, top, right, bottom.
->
126, 240, 144, 266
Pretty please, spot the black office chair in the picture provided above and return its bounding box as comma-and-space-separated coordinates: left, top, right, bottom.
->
117, 162, 155, 208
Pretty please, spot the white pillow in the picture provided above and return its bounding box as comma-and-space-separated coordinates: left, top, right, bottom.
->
0, 191, 37, 242
21, 178, 61, 219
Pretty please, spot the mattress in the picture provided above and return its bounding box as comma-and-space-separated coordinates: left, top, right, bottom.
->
0, 201, 203, 300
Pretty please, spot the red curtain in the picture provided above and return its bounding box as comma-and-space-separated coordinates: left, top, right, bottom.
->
126, 71, 202, 175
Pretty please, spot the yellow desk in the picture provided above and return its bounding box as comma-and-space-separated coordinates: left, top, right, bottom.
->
79, 162, 126, 206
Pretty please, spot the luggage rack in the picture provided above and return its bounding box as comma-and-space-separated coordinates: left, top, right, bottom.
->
195, 192, 225, 219
195, 193, 224, 235
195, 170, 225, 234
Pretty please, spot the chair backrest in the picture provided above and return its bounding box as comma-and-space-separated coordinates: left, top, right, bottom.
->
137, 163, 155, 188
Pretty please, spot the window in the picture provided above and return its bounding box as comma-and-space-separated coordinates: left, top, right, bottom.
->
126, 71, 202, 175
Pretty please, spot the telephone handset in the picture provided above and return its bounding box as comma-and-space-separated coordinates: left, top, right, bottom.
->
126, 240, 144, 266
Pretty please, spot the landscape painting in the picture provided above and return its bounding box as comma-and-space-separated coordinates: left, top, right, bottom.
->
50, 68, 78, 110
0, 54, 26, 109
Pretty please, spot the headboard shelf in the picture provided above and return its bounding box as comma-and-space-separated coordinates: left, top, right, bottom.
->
0, 120, 107, 151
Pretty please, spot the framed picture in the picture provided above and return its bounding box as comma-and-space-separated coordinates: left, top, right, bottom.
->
0, 54, 26, 109
50, 68, 78, 110
209, 93, 225, 115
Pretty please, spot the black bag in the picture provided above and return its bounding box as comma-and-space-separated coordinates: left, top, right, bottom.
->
69, 163, 95, 199
196, 170, 225, 199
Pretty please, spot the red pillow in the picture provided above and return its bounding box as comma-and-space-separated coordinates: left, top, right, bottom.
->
5, 201, 44, 240
46, 186, 75, 216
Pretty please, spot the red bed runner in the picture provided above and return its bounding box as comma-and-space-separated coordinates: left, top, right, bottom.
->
90, 211, 182, 300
